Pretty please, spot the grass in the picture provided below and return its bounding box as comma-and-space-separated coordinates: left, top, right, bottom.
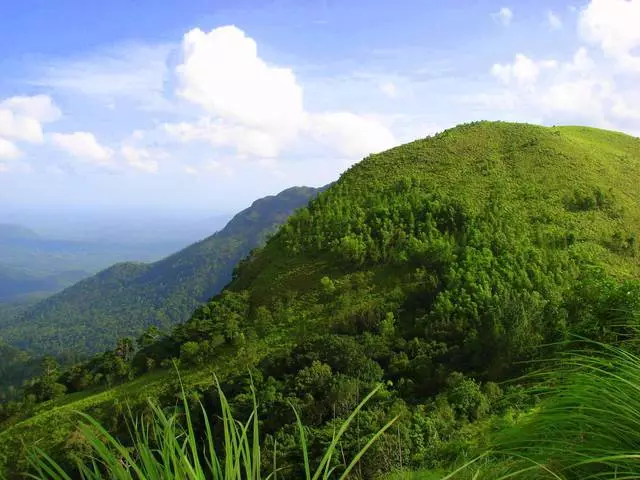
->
26, 376, 399, 480
16, 343, 640, 479
481, 341, 640, 479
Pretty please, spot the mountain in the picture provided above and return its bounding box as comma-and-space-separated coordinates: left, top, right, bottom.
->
2, 122, 640, 478
1, 186, 324, 356
0, 265, 90, 303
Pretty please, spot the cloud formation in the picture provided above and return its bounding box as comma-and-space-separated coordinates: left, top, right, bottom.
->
0, 95, 61, 144
0, 95, 61, 171
50, 132, 114, 166
169, 25, 397, 160
579, 0, 640, 70
0, 138, 21, 160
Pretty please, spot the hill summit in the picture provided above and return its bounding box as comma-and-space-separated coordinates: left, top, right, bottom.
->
2, 121, 640, 478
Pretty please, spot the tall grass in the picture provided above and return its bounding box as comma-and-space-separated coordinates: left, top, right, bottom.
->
28, 342, 640, 479
482, 341, 640, 479
27, 378, 398, 480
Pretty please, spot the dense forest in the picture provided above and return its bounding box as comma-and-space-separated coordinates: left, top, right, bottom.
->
0, 186, 324, 357
2, 122, 640, 479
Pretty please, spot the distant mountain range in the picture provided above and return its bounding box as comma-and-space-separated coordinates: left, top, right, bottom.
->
0, 214, 232, 303
0, 264, 89, 303
1, 186, 324, 356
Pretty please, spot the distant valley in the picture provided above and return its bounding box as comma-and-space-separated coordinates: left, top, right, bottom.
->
0, 186, 323, 356
0, 214, 231, 304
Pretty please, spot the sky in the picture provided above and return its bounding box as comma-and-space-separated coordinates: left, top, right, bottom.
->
1, 0, 639, 214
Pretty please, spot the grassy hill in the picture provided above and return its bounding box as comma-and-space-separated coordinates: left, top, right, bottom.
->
0, 186, 324, 356
2, 122, 640, 478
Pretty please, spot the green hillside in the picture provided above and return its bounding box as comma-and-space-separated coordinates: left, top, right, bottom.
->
2, 122, 640, 478
0, 186, 324, 356
0, 264, 89, 303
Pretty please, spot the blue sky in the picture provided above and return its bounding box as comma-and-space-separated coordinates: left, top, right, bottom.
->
1, 0, 639, 214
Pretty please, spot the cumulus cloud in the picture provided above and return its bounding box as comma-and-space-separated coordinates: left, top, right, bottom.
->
1, 95, 61, 123
0, 95, 61, 144
579, 0, 640, 70
485, 41, 640, 133
547, 10, 562, 30
50, 132, 113, 165
0, 138, 21, 160
492, 7, 513, 26
175, 26, 304, 156
171, 25, 397, 160
491, 54, 557, 87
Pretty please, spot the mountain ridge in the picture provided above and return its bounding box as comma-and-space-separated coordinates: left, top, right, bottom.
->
0, 186, 325, 355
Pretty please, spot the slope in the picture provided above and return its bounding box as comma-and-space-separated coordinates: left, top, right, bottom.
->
1, 186, 324, 356
0, 264, 89, 303
2, 122, 640, 478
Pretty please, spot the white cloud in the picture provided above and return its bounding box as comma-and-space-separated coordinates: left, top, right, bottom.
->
379, 82, 398, 98
548, 10, 562, 30
541, 79, 613, 120
163, 119, 283, 158
50, 132, 113, 165
485, 44, 640, 133
491, 54, 556, 87
169, 25, 399, 161
0, 138, 21, 160
176, 26, 304, 156
304, 112, 396, 158
492, 7, 513, 26
579, 0, 640, 70
121, 145, 159, 173
0, 109, 44, 143
0, 95, 61, 144
184, 166, 198, 175
0, 95, 61, 122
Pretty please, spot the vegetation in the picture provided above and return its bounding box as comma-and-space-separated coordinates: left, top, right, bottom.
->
483, 341, 640, 479
29, 379, 398, 480
0, 186, 324, 356
0, 264, 89, 303
2, 121, 640, 478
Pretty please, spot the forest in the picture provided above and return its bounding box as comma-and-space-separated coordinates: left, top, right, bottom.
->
1, 121, 640, 479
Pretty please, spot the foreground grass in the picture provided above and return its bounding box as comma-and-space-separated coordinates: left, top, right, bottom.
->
28, 378, 399, 480
483, 342, 640, 479
18, 341, 640, 479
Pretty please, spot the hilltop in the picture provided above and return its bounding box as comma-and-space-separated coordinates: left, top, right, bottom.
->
2, 122, 640, 478
0, 186, 324, 356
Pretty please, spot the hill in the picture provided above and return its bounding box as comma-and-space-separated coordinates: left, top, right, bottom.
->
0, 264, 90, 303
2, 122, 640, 478
0, 186, 324, 356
